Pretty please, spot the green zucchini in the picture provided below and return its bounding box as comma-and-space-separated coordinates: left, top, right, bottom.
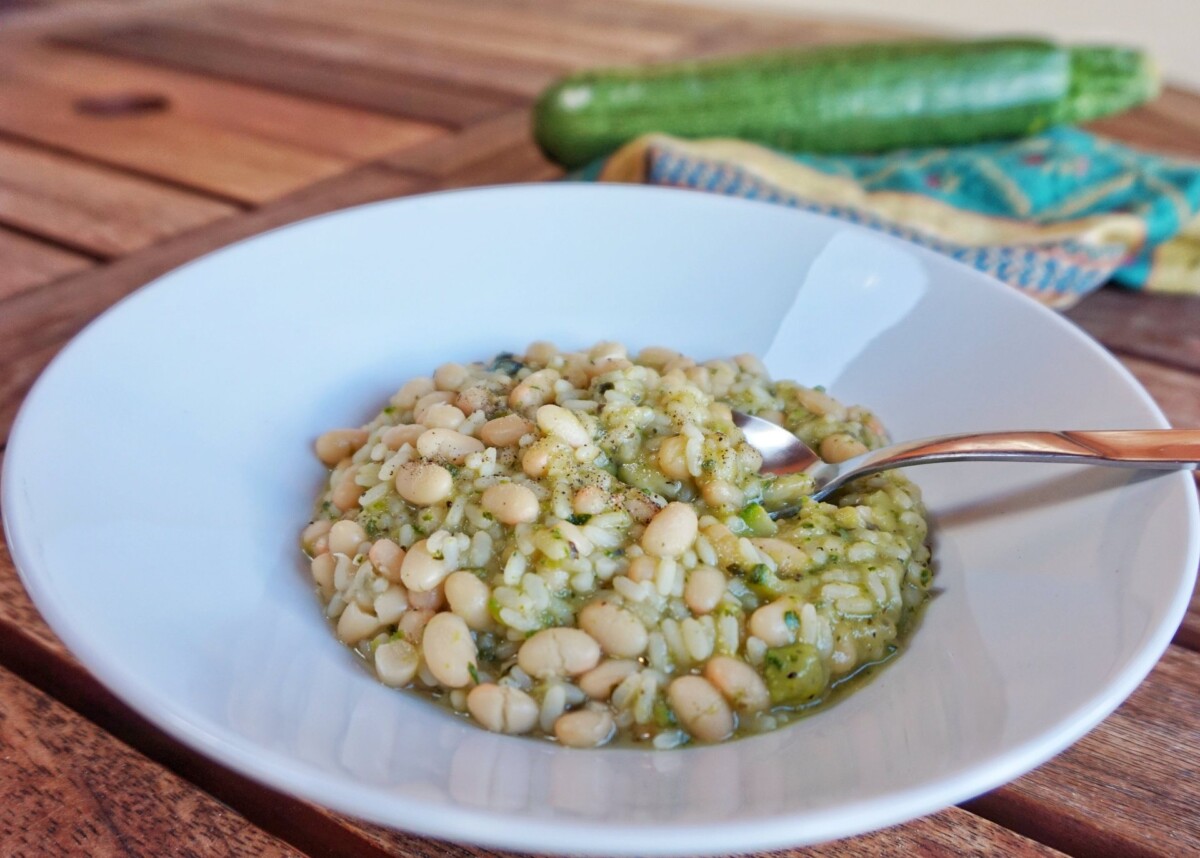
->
533, 39, 1159, 167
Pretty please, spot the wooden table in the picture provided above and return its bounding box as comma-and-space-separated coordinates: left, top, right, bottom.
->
0, 1, 1197, 855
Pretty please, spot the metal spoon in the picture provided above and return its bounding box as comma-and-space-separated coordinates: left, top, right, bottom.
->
732, 410, 1200, 505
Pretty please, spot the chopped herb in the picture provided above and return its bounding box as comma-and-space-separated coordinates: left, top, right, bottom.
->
467, 663, 480, 684
383, 405, 397, 415
784, 610, 800, 631
749, 564, 772, 585
652, 699, 677, 728
567, 513, 592, 525
488, 352, 525, 375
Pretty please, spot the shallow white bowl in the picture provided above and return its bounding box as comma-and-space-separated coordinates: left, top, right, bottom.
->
3, 185, 1197, 855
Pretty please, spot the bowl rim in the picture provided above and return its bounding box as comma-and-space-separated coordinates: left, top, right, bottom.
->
4, 182, 1197, 856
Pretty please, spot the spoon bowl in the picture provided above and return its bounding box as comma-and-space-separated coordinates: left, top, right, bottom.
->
732, 410, 1200, 506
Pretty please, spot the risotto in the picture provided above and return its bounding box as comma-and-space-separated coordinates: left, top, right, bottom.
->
301, 342, 932, 748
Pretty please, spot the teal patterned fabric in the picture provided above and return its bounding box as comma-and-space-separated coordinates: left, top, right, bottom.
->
583, 127, 1200, 305
783, 128, 1200, 288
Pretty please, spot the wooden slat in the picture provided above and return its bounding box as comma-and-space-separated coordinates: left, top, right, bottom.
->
326, 0, 693, 57
679, 15, 921, 58
158, 4, 561, 98
343, 807, 1065, 857
1067, 289, 1200, 374
0, 665, 300, 857
0, 228, 92, 302
0, 136, 235, 257
242, 0, 677, 66
0, 165, 425, 445
967, 646, 1200, 858
381, 109, 534, 176
1087, 88, 1200, 159
17, 44, 445, 161
1118, 354, 1200, 427
1181, 587, 1200, 652
60, 16, 520, 127
0, 73, 348, 204
0, 524, 401, 858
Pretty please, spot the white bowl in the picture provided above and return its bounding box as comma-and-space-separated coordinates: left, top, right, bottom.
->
4, 185, 1197, 855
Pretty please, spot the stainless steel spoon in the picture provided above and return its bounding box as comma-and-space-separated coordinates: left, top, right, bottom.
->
732, 410, 1200, 505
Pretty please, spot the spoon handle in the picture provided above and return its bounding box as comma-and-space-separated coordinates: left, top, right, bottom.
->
813, 429, 1200, 500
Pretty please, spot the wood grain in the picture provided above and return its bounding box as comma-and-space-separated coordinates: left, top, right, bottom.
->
967, 646, 1200, 858
343, 807, 1066, 857
1067, 289, 1200, 374
243, 0, 671, 67
0, 228, 92, 302
1118, 354, 1200, 427
0, 165, 426, 444
150, 3, 562, 98
60, 16, 522, 127
0, 72, 349, 204
0, 136, 235, 257
18, 43, 445, 161
1087, 88, 1200, 159
0, 665, 301, 858
381, 109, 537, 177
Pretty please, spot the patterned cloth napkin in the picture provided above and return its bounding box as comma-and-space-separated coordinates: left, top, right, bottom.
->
580, 128, 1200, 308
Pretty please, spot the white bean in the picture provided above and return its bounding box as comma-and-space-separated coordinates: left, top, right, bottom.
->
407, 582, 445, 611
517, 628, 601, 679
310, 553, 336, 598
536, 404, 590, 448
667, 675, 734, 742
524, 340, 557, 365
416, 428, 485, 464
579, 600, 648, 658
367, 538, 406, 582
467, 683, 539, 734
704, 655, 770, 713
480, 413, 534, 447
419, 403, 466, 430
444, 571, 491, 630
301, 519, 332, 556
336, 602, 382, 645
328, 520, 367, 557
433, 362, 470, 391
820, 432, 868, 463
331, 473, 364, 511
641, 501, 698, 557
381, 424, 424, 450
657, 436, 691, 481
701, 479, 743, 511
420, 612, 477, 688
394, 461, 453, 506
398, 608, 434, 644
374, 639, 420, 687
391, 377, 434, 409
315, 429, 369, 467
413, 390, 457, 423
521, 438, 565, 479
749, 597, 799, 647
481, 483, 539, 525
509, 368, 559, 410
572, 486, 608, 516
684, 566, 727, 614
374, 585, 409, 624
554, 708, 615, 748
578, 660, 640, 701
400, 539, 450, 592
